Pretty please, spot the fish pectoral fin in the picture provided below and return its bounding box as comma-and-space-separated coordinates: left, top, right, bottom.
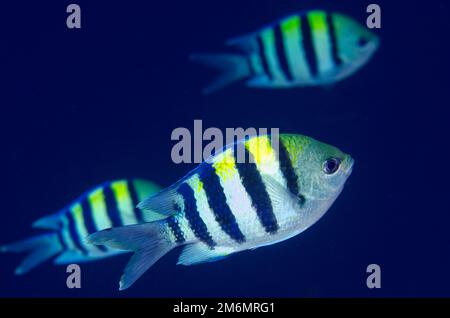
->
261, 173, 304, 212
177, 243, 234, 266
137, 185, 181, 219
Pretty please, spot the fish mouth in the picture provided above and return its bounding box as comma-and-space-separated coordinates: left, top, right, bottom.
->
342, 155, 354, 177
361, 38, 380, 64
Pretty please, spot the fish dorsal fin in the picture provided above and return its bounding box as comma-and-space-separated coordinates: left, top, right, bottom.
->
137, 186, 182, 219
177, 243, 234, 266
32, 212, 63, 230
261, 174, 304, 213
226, 33, 257, 53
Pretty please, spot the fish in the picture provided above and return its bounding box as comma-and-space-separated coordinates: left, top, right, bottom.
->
1, 179, 161, 274
88, 134, 354, 290
191, 10, 379, 94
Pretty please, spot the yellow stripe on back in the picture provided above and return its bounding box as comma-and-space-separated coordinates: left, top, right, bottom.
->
281, 15, 299, 34
133, 179, 161, 201
211, 143, 268, 239
309, 11, 328, 32
110, 180, 138, 225
245, 135, 279, 175
308, 11, 334, 76
212, 148, 238, 183
280, 15, 312, 81
279, 134, 309, 166
88, 188, 112, 231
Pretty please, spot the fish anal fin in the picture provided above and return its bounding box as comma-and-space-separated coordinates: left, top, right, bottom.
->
177, 243, 234, 266
246, 76, 273, 88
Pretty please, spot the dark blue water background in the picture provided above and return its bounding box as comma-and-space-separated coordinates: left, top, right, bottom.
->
0, 0, 448, 297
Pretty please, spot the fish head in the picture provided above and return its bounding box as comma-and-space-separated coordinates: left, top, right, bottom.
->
293, 135, 354, 202
332, 12, 380, 80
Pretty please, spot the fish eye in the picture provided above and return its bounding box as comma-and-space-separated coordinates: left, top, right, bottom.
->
358, 37, 369, 47
322, 158, 341, 175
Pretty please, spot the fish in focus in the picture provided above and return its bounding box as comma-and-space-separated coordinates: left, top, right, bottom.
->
1, 179, 161, 274
191, 10, 379, 94
89, 134, 354, 290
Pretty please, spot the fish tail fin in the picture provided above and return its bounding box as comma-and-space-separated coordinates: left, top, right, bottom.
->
88, 221, 175, 290
190, 53, 251, 94
0, 233, 62, 275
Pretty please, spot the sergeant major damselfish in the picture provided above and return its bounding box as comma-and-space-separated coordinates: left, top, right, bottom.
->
192, 10, 379, 94
89, 134, 354, 290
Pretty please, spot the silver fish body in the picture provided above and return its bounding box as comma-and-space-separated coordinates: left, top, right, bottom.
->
89, 134, 354, 290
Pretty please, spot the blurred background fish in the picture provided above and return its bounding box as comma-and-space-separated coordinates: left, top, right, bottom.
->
1, 179, 161, 275
1, 0, 446, 298
192, 10, 379, 94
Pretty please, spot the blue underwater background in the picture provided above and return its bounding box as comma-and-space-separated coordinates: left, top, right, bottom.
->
0, 0, 449, 297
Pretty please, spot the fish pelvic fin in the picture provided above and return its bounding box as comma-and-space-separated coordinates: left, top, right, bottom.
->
190, 53, 251, 94
1, 233, 62, 275
88, 221, 174, 290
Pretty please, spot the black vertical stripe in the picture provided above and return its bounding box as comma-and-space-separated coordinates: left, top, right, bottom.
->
57, 221, 67, 250
270, 137, 300, 196
274, 24, 294, 81
128, 180, 144, 223
177, 183, 216, 248
245, 55, 256, 77
56, 230, 67, 251
198, 164, 246, 244
81, 199, 97, 234
166, 216, 185, 244
103, 186, 123, 228
234, 144, 279, 234
66, 213, 88, 255
326, 13, 342, 67
81, 199, 108, 252
300, 14, 318, 78
257, 35, 273, 80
